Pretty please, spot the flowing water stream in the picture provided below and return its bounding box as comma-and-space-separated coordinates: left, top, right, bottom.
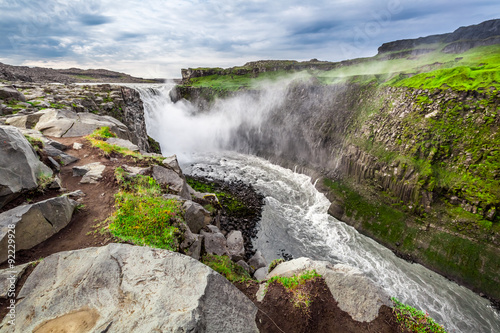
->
132, 83, 500, 333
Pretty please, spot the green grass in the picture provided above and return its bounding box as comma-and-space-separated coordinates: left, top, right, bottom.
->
86, 127, 164, 164
265, 270, 321, 310
268, 258, 285, 273
201, 254, 253, 282
391, 297, 447, 333
107, 167, 184, 251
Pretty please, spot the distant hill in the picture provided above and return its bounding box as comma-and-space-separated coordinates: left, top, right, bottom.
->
378, 19, 500, 55
0, 62, 163, 84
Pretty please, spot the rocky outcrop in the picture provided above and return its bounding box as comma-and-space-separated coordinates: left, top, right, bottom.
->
0, 244, 258, 332
266, 257, 391, 322
0, 125, 53, 209
0, 196, 77, 263
0, 86, 26, 103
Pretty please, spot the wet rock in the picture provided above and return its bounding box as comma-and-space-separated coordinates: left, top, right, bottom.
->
0, 244, 259, 332
0, 196, 77, 263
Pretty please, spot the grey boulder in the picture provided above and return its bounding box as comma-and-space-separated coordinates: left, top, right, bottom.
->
152, 165, 191, 200
106, 137, 139, 152
0, 244, 258, 332
0, 86, 26, 102
0, 196, 77, 263
0, 125, 52, 209
201, 228, 229, 257
183, 200, 211, 234
248, 250, 267, 271
227, 230, 245, 261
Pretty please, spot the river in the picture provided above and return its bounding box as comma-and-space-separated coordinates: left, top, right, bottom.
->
133, 83, 500, 333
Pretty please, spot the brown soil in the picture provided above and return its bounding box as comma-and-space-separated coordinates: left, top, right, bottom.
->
236, 279, 402, 333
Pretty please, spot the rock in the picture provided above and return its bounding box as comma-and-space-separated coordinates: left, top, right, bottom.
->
450, 196, 460, 205
122, 164, 150, 177
254, 267, 268, 281
72, 142, 83, 150
248, 250, 267, 271
486, 207, 497, 221
180, 228, 204, 260
236, 260, 252, 275
34, 109, 131, 139
0, 196, 77, 263
47, 156, 61, 171
63, 190, 86, 198
43, 145, 78, 166
73, 162, 106, 183
201, 229, 229, 256
183, 200, 211, 233
47, 139, 67, 151
267, 258, 391, 322
4, 111, 45, 129
227, 230, 245, 262
0, 263, 29, 298
80, 163, 106, 184
152, 165, 191, 200
0, 244, 259, 332
48, 175, 62, 189
106, 137, 139, 152
163, 154, 182, 174
207, 225, 221, 233
328, 200, 344, 219
0, 125, 53, 209
0, 86, 26, 102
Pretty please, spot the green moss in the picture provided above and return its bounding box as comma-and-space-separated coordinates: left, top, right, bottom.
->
391, 297, 447, 333
201, 254, 253, 282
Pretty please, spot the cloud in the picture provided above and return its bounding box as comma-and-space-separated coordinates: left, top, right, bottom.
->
0, 0, 499, 78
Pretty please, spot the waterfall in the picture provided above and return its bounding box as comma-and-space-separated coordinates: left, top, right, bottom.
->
134, 83, 500, 333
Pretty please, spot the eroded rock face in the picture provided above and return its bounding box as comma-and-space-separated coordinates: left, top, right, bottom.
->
0, 86, 26, 102
0, 125, 53, 209
266, 257, 391, 322
0, 196, 77, 263
0, 244, 259, 333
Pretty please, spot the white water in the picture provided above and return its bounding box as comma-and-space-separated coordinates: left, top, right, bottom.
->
135, 83, 500, 333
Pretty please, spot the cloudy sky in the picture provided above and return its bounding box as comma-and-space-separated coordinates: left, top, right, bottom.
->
0, 0, 498, 78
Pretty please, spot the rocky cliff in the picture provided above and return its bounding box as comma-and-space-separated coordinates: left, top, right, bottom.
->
174, 79, 500, 301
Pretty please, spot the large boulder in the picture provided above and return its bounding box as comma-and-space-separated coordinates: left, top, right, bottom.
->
0, 244, 259, 332
0, 196, 77, 263
34, 109, 131, 139
266, 257, 391, 322
0, 125, 53, 209
152, 165, 191, 200
0, 86, 26, 102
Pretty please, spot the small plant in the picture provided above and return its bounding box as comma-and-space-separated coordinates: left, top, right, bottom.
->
36, 172, 53, 193
265, 270, 321, 310
202, 254, 253, 282
24, 135, 44, 149
391, 297, 447, 333
31, 258, 44, 267
268, 258, 285, 273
